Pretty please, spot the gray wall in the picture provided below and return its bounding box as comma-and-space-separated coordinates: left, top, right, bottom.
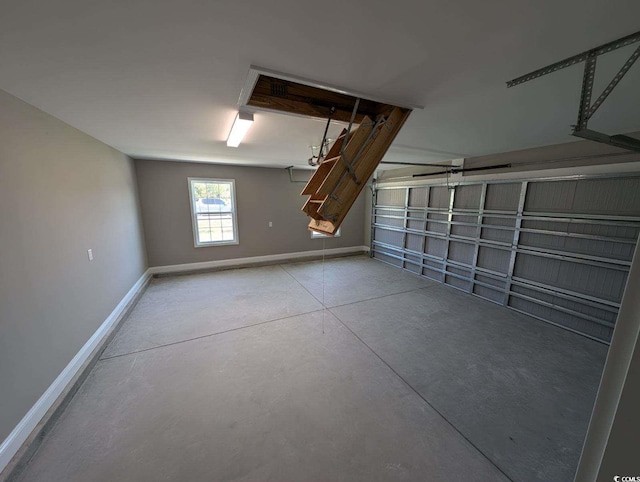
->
575, 241, 640, 481
597, 334, 640, 481
135, 159, 366, 267
0, 89, 148, 442
463, 132, 640, 175
376, 133, 640, 183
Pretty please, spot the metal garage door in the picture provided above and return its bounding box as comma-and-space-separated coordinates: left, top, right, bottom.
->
371, 175, 640, 343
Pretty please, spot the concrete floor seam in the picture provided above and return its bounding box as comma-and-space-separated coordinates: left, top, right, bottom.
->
101, 259, 430, 361
278, 262, 438, 310
14, 257, 604, 481
99, 307, 326, 361
327, 307, 516, 482
278, 259, 515, 481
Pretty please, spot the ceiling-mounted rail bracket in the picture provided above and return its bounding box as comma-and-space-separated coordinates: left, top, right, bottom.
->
507, 30, 640, 153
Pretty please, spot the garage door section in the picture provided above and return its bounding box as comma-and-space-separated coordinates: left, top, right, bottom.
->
372, 176, 640, 342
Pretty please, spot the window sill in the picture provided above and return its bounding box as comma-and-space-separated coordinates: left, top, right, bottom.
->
194, 240, 240, 248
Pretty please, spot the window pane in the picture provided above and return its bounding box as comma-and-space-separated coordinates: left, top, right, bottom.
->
196, 213, 235, 243
190, 178, 237, 246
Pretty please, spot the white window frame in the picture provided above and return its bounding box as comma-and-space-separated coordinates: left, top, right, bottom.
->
188, 177, 239, 247
311, 227, 341, 239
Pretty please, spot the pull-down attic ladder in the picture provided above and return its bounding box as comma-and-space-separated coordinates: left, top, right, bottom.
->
301, 106, 411, 235
237, 66, 414, 236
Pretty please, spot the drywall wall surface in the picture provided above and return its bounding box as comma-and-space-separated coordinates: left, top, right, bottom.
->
575, 241, 640, 481
596, 336, 640, 480
376, 133, 640, 185
134, 159, 366, 267
0, 89, 147, 442
463, 131, 640, 176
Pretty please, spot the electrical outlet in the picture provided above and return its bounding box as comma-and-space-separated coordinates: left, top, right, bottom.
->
268, 221, 273, 228
87, 249, 93, 261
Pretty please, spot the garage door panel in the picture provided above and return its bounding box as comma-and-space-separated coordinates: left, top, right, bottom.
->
510, 284, 617, 325
407, 210, 425, 230
373, 177, 640, 343
514, 253, 628, 303
451, 214, 477, 236
481, 227, 515, 244
405, 233, 423, 252
375, 214, 404, 228
508, 296, 613, 340
477, 246, 511, 274
429, 186, 450, 209
525, 181, 578, 213
377, 188, 405, 207
424, 236, 446, 258
572, 178, 640, 216
485, 183, 521, 211
453, 185, 481, 209
519, 232, 635, 261
447, 241, 474, 265
408, 187, 428, 207
373, 227, 403, 247
473, 284, 504, 303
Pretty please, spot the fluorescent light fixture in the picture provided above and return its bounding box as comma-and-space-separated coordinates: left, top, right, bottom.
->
226, 111, 254, 147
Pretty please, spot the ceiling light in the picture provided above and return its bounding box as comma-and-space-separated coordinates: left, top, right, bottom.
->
226, 111, 254, 147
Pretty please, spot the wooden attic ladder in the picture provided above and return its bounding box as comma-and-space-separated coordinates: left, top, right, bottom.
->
301, 106, 411, 235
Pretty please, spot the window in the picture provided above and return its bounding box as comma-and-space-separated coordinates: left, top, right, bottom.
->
311, 227, 341, 238
188, 178, 238, 246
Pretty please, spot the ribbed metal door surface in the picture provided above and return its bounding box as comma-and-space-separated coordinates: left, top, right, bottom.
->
372, 176, 640, 343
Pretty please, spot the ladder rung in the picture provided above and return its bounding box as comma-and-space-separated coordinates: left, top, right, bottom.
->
301, 108, 411, 235
322, 156, 340, 164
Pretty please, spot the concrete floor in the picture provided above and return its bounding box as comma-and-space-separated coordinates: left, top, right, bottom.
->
14, 256, 607, 482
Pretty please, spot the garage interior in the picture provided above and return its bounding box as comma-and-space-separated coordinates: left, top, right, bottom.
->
1, 2, 640, 482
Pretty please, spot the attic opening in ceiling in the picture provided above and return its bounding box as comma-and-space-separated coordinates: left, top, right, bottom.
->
245, 74, 399, 123
237, 67, 414, 237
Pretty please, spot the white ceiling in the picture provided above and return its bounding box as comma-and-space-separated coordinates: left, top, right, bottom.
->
1, 0, 639, 169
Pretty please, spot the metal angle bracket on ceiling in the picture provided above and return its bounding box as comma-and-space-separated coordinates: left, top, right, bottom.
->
285, 166, 308, 183
506, 30, 640, 153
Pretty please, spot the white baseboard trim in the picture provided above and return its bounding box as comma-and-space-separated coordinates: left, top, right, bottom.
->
149, 245, 370, 275
0, 269, 152, 475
